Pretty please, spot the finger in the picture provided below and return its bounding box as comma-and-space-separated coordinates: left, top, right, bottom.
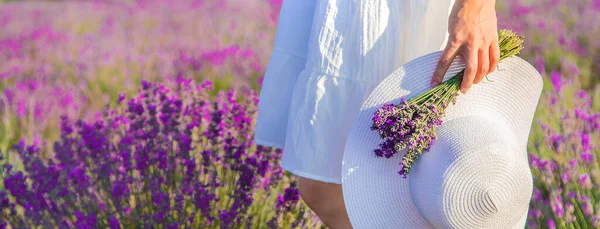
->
431, 42, 460, 88
488, 39, 500, 74
474, 47, 489, 84
460, 48, 478, 94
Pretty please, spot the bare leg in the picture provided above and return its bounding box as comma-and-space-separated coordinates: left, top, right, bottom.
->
297, 177, 353, 229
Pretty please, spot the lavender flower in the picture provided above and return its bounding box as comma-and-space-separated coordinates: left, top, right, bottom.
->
268, 181, 301, 228
548, 219, 556, 229
276, 181, 301, 212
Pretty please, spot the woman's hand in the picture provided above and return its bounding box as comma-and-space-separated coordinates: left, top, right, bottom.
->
430, 0, 499, 94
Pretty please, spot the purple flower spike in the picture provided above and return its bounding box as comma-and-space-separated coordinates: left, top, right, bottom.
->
548, 219, 556, 229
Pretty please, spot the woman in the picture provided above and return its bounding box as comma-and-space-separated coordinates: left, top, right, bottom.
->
254, 0, 500, 228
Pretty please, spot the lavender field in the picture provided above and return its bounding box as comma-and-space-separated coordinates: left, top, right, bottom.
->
0, 0, 598, 228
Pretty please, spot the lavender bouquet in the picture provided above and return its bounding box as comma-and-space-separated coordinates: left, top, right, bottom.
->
370, 29, 525, 178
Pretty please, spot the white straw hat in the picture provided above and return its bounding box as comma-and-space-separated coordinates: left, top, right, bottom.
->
341, 50, 543, 229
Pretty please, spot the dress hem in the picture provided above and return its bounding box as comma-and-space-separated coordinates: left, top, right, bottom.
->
280, 162, 342, 184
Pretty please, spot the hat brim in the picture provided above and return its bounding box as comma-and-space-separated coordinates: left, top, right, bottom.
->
341, 50, 542, 228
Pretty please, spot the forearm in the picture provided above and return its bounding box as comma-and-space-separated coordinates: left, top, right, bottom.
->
450, 0, 497, 26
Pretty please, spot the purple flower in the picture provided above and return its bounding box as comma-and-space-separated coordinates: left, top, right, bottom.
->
108, 216, 121, 229
276, 181, 300, 211
580, 153, 594, 163
581, 133, 591, 152
548, 219, 556, 229
550, 71, 562, 92
593, 0, 600, 11
550, 193, 564, 218
579, 173, 592, 189
534, 209, 542, 218
117, 93, 127, 104
593, 215, 600, 228
533, 188, 543, 201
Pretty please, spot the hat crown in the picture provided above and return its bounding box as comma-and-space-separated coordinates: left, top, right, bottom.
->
408, 114, 533, 228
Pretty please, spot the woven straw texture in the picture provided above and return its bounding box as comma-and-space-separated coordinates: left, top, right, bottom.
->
341, 50, 543, 228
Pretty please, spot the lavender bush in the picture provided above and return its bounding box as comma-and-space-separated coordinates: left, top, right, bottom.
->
0, 79, 323, 228
497, 0, 600, 93
524, 70, 600, 228
494, 0, 600, 228
0, 0, 278, 151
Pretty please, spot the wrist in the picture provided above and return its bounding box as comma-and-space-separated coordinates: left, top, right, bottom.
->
450, 0, 496, 21
455, 0, 496, 9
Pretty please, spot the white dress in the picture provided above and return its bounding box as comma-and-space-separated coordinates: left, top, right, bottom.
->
255, 0, 456, 184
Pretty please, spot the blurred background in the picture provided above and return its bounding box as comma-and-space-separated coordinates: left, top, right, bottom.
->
0, 0, 598, 228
